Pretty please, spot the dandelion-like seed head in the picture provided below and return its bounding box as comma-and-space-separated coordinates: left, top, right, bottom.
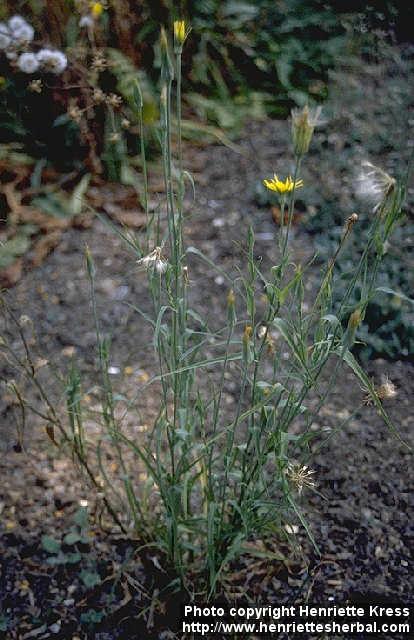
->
37, 48, 68, 74
263, 174, 304, 195
8, 15, 28, 33
286, 462, 316, 495
291, 104, 323, 157
356, 161, 396, 212
79, 15, 94, 29
13, 23, 34, 45
6, 50, 18, 61
18, 52, 39, 74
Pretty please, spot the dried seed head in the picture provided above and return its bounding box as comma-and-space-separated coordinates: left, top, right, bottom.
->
92, 87, 105, 104
155, 259, 168, 275
377, 378, 397, 401
346, 212, 358, 230
137, 247, 168, 275
91, 52, 107, 71
68, 105, 83, 123
286, 462, 316, 495
28, 78, 42, 93
106, 92, 122, 108
362, 376, 397, 406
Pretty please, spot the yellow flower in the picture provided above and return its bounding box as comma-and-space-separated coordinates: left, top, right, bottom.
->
263, 174, 304, 195
91, 2, 104, 18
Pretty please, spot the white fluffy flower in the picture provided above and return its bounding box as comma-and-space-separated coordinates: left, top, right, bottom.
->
6, 49, 18, 61
356, 161, 396, 212
37, 48, 68, 74
8, 15, 28, 32
79, 15, 94, 29
17, 52, 39, 74
0, 22, 11, 50
13, 23, 34, 44
50, 50, 67, 73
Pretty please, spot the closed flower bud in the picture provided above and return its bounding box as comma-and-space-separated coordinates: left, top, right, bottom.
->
160, 27, 174, 83
243, 325, 253, 343
173, 20, 190, 51
291, 105, 322, 157
348, 309, 362, 331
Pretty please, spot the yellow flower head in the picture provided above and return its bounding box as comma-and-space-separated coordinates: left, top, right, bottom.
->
91, 2, 104, 18
263, 174, 304, 195
174, 19, 190, 48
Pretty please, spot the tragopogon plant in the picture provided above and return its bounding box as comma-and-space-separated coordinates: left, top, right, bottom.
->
1, 20, 409, 598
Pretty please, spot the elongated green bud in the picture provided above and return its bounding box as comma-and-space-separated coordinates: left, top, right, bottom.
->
85, 245, 95, 279
160, 27, 174, 84
133, 79, 143, 110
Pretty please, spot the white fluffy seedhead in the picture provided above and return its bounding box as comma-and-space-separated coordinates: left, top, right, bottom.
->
13, 23, 34, 44
37, 48, 68, 74
356, 161, 396, 211
8, 15, 28, 32
18, 52, 39, 73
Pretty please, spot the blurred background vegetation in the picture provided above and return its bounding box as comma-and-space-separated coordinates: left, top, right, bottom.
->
1, 0, 413, 166
1, 0, 413, 361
